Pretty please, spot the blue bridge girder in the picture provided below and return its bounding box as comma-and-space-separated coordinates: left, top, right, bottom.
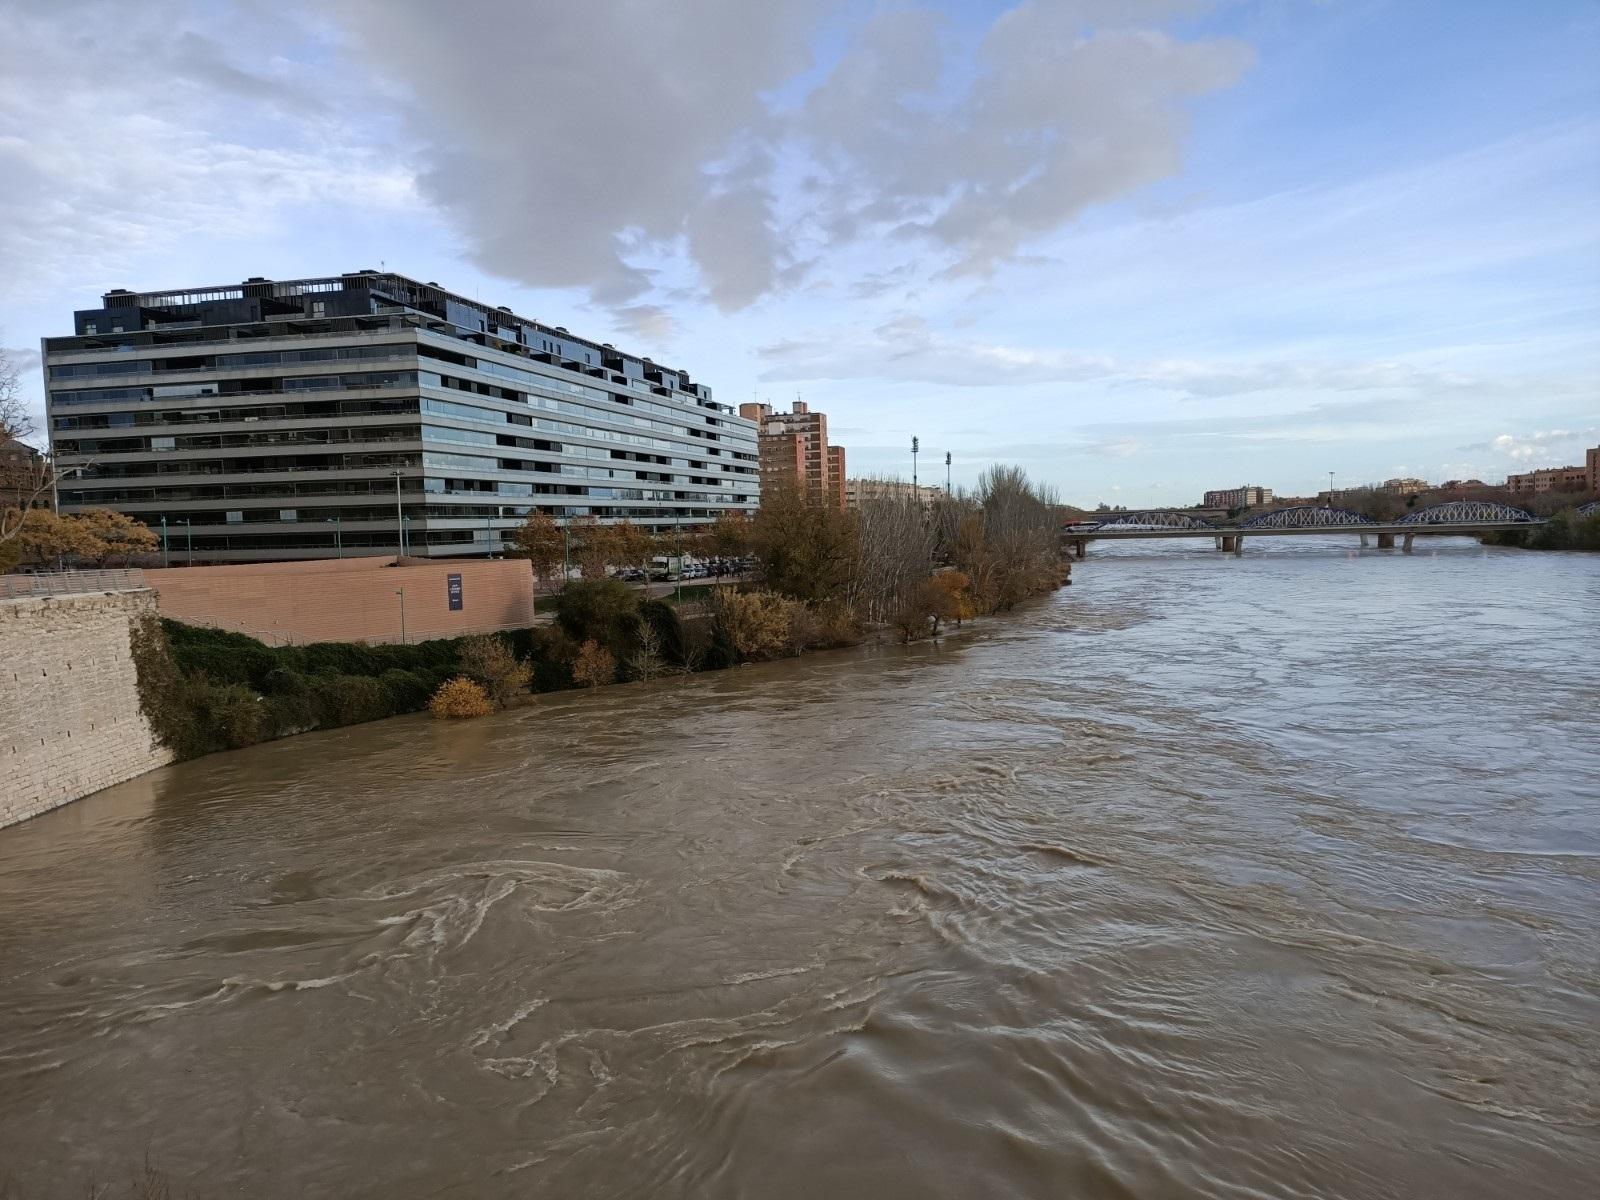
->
1089, 511, 1217, 531
1241, 505, 1375, 529
1399, 500, 1536, 525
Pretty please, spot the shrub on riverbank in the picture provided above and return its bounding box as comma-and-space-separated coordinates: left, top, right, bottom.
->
573, 639, 617, 687
430, 677, 495, 719
458, 634, 533, 709
134, 619, 538, 758
1481, 506, 1600, 552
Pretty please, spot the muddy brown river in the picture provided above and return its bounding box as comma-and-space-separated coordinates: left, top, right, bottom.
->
2, 540, 1598, 1198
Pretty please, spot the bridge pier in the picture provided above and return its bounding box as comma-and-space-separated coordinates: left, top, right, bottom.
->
1403, 533, 1414, 553
1214, 536, 1222, 550
1215, 535, 1242, 554
1233, 535, 1244, 556
1360, 533, 1369, 547
1376, 532, 1395, 549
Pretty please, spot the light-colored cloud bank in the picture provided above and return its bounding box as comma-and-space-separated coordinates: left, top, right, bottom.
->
1, 0, 1595, 503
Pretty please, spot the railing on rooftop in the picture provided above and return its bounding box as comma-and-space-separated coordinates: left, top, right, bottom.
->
0, 569, 149, 599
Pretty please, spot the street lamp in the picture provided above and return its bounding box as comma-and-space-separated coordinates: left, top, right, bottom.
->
159, 515, 169, 567
945, 451, 951, 496
326, 515, 342, 558
180, 517, 192, 564
912, 436, 920, 490
561, 517, 572, 581
395, 588, 407, 645
390, 469, 404, 557
402, 515, 413, 556
1327, 471, 1335, 507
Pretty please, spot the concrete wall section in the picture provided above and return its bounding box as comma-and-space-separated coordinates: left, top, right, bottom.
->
144, 556, 536, 645
2, 590, 173, 829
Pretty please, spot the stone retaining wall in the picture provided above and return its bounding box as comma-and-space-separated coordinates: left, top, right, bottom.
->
1, 589, 173, 829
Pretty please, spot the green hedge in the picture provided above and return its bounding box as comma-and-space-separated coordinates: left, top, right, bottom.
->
136, 579, 769, 763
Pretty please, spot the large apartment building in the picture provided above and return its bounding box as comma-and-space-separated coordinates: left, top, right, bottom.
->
845, 478, 942, 508
43, 272, 759, 561
1506, 448, 1599, 496
1202, 485, 1272, 509
737, 400, 846, 509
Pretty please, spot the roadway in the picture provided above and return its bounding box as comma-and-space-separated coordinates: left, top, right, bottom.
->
1059, 520, 1537, 557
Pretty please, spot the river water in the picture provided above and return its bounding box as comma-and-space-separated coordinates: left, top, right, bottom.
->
2, 539, 1597, 1198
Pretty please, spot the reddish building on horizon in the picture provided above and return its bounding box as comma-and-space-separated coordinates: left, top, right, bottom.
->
739, 400, 848, 509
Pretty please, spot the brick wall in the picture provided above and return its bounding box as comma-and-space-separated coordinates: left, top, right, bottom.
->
143, 556, 536, 645
1, 590, 173, 829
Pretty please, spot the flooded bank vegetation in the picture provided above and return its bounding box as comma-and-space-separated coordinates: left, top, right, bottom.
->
131, 465, 1065, 755
1480, 504, 1600, 552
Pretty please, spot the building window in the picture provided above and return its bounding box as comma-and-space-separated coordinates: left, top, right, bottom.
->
279, 509, 297, 522
226, 510, 243, 524
150, 436, 175, 451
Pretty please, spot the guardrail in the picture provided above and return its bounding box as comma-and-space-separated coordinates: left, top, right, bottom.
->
0, 569, 149, 599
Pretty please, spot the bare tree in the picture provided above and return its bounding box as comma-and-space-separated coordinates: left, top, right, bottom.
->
853, 491, 938, 624
628, 622, 668, 680
1, 348, 59, 554
0, 348, 28, 444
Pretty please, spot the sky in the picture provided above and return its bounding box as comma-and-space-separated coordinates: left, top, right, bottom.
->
1, 0, 1596, 507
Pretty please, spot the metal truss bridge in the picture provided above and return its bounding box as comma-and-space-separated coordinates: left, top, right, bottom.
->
1062, 501, 1541, 557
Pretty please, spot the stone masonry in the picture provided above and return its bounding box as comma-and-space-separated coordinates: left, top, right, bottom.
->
1, 589, 173, 829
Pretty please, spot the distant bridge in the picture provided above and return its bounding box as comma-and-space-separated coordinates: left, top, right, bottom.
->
1062, 501, 1541, 557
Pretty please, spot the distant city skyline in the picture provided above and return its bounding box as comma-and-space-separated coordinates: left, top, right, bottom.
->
2, 0, 1596, 507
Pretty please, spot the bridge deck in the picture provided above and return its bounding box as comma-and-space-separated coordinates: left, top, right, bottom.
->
1063, 522, 1535, 540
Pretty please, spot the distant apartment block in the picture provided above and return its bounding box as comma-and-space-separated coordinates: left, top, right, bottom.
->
738, 400, 847, 508
1381, 477, 1430, 495
1506, 447, 1599, 496
42, 272, 758, 561
1, 436, 51, 511
1202, 485, 1273, 509
1315, 486, 1373, 504
845, 478, 943, 508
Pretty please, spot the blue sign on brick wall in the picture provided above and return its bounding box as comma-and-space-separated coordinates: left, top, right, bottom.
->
447, 573, 464, 611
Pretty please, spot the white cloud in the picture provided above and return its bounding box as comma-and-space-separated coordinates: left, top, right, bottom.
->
323, 0, 1249, 314
0, 2, 418, 304
1473, 429, 1600, 465
756, 315, 1516, 400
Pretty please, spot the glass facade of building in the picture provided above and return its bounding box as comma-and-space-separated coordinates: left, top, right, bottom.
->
43, 272, 759, 560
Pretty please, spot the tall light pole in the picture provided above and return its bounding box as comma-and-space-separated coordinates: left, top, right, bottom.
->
912, 436, 920, 491
326, 515, 342, 558
181, 517, 192, 564
945, 451, 951, 496
391, 469, 404, 557
402, 515, 412, 556
159, 516, 169, 567
1328, 470, 1335, 506
562, 519, 571, 582
395, 588, 407, 645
